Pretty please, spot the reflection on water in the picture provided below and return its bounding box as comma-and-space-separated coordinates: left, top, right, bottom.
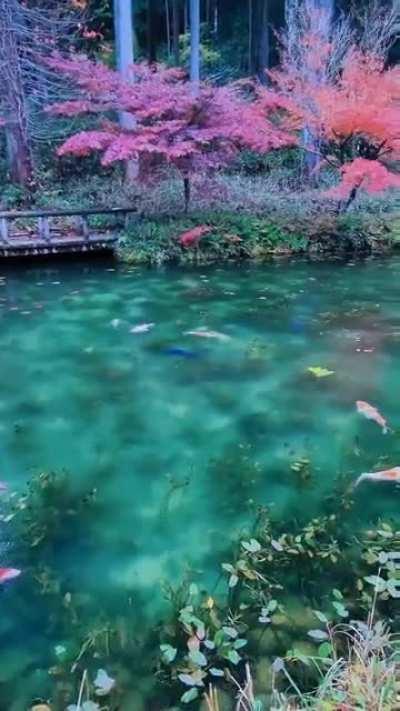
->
0, 257, 400, 706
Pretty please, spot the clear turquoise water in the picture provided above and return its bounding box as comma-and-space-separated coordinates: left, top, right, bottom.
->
0, 257, 400, 707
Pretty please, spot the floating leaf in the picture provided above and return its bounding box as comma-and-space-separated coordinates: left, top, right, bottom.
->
271, 539, 284, 552
241, 538, 262, 553
160, 643, 177, 663
181, 688, 199, 703
204, 639, 215, 650
307, 366, 335, 378
307, 629, 329, 641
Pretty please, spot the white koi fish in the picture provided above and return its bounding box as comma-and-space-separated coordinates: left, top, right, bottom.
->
356, 400, 390, 434
355, 467, 400, 487
185, 329, 231, 342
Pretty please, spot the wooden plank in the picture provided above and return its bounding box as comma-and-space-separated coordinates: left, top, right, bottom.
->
0, 206, 138, 220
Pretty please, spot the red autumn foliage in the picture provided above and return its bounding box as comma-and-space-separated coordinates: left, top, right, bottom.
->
47, 56, 293, 206
258, 13, 400, 202
326, 158, 400, 200
178, 225, 212, 247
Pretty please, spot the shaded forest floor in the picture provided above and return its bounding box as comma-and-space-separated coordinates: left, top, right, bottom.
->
1, 162, 399, 264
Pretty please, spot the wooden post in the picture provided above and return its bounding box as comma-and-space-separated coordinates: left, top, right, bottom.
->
80, 217, 89, 240
38, 216, 51, 242
0, 218, 9, 244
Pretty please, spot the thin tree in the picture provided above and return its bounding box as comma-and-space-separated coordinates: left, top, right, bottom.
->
172, 0, 180, 65
189, 0, 200, 84
0, 0, 78, 186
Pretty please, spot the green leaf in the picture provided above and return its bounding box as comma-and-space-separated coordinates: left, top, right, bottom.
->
267, 599, 278, 614
314, 610, 329, 624
332, 589, 343, 601
318, 642, 333, 659
364, 575, 387, 593
179, 674, 196, 687
229, 573, 239, 588
233, 638, 248, 649
209, 667, 224, 677
332, 601, 349, 618
189, 650, 207, 667
227, 649, 241, 665
241, 538, 261, 553
181, 688, 199, 703
189, 583, 198, 597
307, 629, 329, 641
222, 563, 235, 573
160, 644, 177, 663
222, 626, 238, 639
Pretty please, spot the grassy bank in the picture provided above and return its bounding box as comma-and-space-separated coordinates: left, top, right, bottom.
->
117, 210, 400, 265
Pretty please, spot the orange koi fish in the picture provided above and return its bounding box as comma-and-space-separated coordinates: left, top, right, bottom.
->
356, 400, 390, 434
0, 568, 21, 584
355, 467, 400, 487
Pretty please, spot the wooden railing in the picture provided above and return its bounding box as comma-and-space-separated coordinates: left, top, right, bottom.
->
0, 206, 138, 245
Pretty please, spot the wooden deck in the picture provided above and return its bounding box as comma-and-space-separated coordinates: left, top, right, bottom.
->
0, 206, 137, 258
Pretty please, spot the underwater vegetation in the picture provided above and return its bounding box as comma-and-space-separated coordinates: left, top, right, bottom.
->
0, 467, 398, 710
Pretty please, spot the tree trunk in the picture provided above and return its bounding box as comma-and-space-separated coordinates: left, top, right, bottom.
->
0, 0, 33, 186
147, 0, 157, 63
183, 176, 191, 212
165, 0, 171, 58
190, 0, 200, 85
213, 0, 219, 36
257, 0, 269, 84
172, 0, 180, 64
249, 0, 269, 82
113, 0, 137, 180
5, 123, 32, 186
248, 0, 253, 74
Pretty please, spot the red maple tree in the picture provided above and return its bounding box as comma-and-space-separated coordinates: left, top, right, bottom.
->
48, 56, 292, 209
258, 14, 400, 206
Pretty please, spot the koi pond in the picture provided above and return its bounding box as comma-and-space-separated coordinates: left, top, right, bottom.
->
0, 257, 399, 709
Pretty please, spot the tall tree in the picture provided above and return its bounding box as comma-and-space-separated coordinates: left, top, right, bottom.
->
146, 0, 157, 63
172, 0, 180, 65
113, 0, 135, 79
189, 0, 200, 83
249, 0, 270, 82
0, 0, 77, 186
